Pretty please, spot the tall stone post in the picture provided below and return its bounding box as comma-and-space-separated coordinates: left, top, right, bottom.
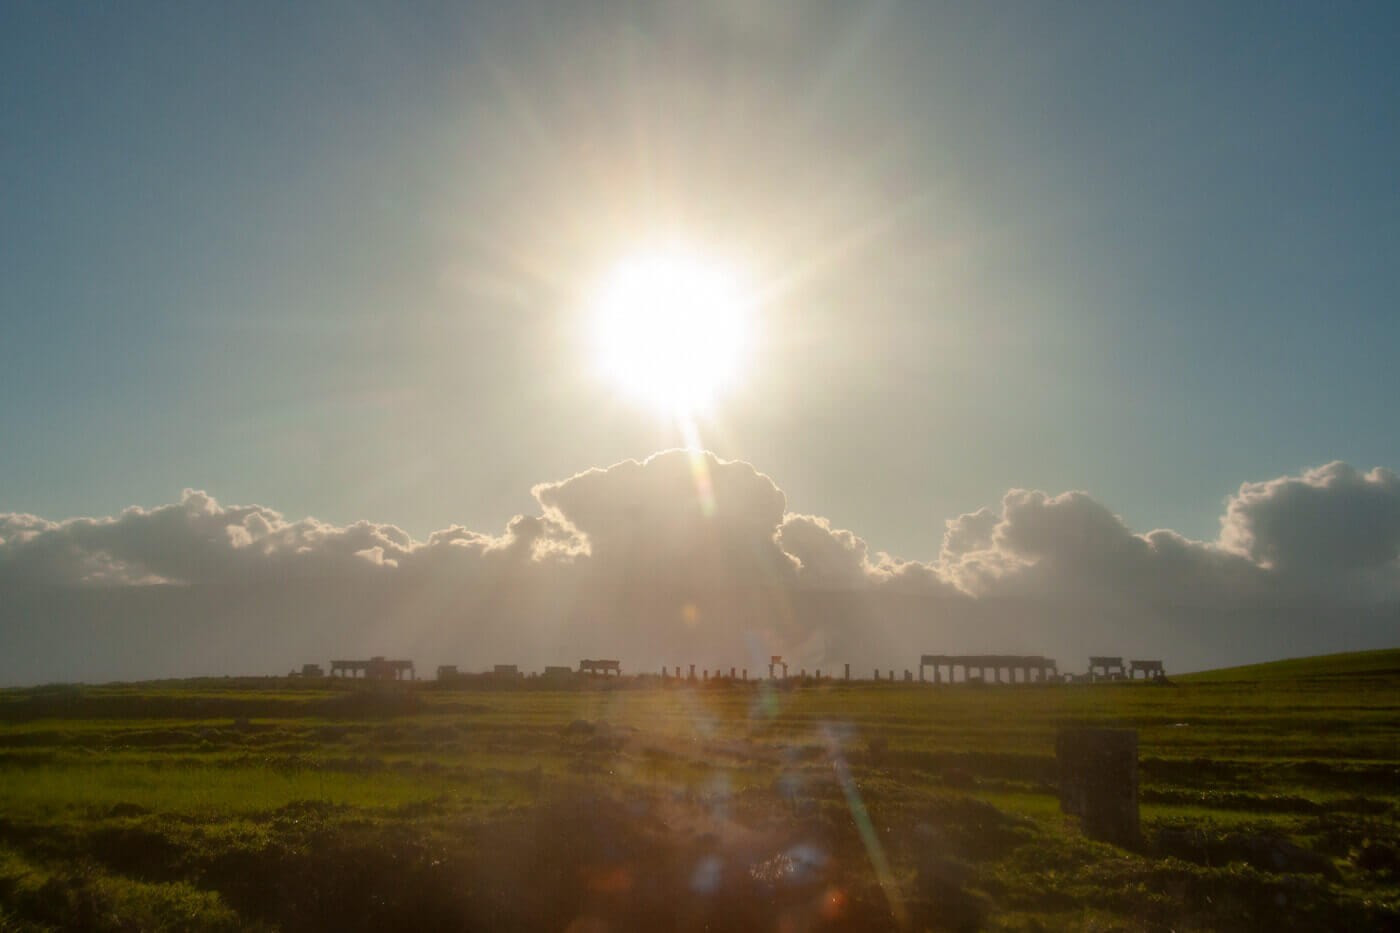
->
844, 664, 850, 680
1056, 727, 1139, 846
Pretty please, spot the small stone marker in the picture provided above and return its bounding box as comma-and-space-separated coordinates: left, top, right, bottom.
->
1055, 726, 1139, 845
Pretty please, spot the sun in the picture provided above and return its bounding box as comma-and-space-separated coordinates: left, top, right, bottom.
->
590, 245, 751, 417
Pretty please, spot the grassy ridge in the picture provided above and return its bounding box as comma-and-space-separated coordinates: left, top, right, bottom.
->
1178, 647, 1400, 682
0, 663, 1396, 931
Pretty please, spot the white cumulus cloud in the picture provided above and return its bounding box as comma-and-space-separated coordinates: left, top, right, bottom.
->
0, 452, 1396, 683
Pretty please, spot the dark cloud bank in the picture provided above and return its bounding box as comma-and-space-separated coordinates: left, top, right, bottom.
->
1, 453, 1396, 684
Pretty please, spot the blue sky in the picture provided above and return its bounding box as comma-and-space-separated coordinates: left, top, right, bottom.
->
4, 1, 1399, 561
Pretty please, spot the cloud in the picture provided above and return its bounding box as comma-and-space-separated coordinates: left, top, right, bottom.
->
1220, 462, 1400, 578
1, 452, 1397, 683
531, 450, 794, 586
936, 488, 1274, 610
777, 514, 880, 588
941, 507, 997, 559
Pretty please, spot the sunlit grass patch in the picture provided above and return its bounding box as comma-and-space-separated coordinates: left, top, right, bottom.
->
971, 789, 1065, 823
0, 762, 470, 819
0, 843, 243, 932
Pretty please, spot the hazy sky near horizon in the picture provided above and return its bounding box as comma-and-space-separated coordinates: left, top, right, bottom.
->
4, 1, 1400, 563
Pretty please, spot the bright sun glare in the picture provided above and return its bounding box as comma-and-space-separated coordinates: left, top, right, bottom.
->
591, 246, 751, 417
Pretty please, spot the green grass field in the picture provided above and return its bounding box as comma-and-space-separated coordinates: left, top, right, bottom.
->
0, 651, 1396, 931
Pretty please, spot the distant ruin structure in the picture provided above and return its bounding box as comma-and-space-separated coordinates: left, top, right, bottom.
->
1056, 726, 1139, 845
769, 656, 788, 678
299, 663, 324, 678
1088, 657, 1126, 681
1128, 659, 1165, 680
436, 665, 458, 680
919, 655, 1058, 684
579, 658, 621, 676
330, 656, 414, 680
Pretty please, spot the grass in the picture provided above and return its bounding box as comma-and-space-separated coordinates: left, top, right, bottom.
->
0, 763, 461, 819
0, 657, 1395, 930
1177, 647, 1400, 682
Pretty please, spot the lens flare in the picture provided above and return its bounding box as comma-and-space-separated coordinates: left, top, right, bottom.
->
680, 419, 717, 518
822, 724, 907, 927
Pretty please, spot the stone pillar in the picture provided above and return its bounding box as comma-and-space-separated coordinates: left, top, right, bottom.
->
844, 664, 850, 680
742, 669, 747, 680
730, 667, 735, 679
689, 664, 695, 680
1056, 727, 1139, 846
